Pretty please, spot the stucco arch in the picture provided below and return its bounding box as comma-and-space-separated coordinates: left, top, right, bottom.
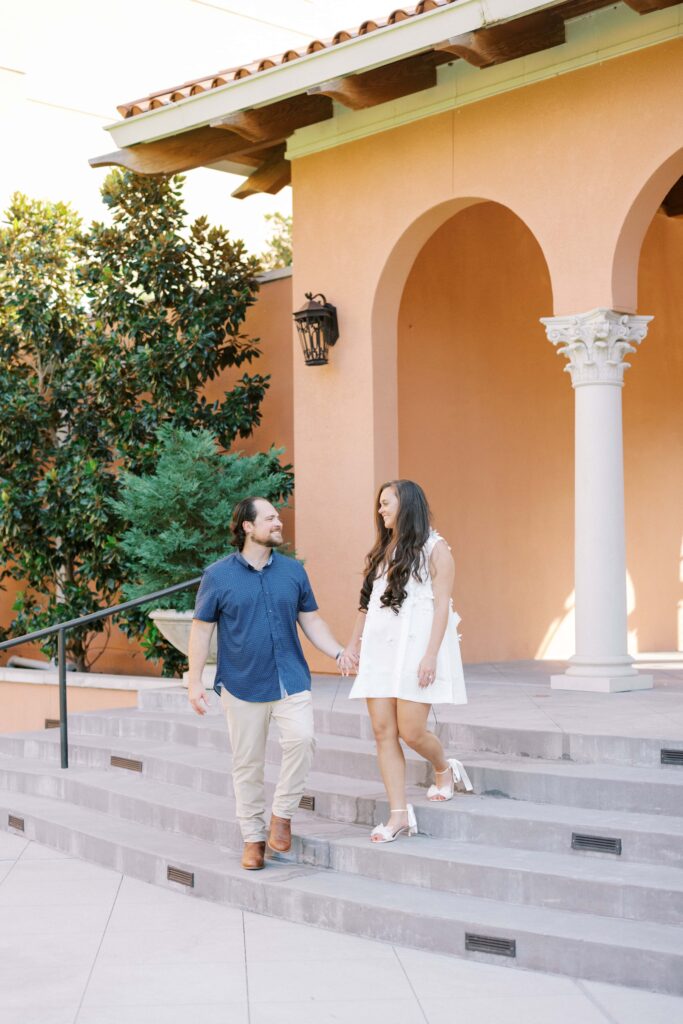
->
612, 147, 683, 313
369, 197, 554, 483
371, 196, 554, 346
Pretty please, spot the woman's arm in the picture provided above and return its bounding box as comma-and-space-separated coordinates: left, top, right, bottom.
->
418, 540, 455, 688
338, 610, 366, 673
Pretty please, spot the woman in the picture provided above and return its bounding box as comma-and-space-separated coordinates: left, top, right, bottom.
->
340, 480, 470, 844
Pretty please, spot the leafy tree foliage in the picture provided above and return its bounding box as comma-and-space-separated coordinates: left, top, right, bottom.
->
112, 427, 294, 676
0, 174, 277, 671
259, 212, 292, 271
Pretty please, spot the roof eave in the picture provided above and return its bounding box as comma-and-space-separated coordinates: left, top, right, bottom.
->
105, 0, 561, 150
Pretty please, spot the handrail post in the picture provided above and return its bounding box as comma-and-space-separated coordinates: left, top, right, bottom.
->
0, 575, 202, 772
57, 628, 68, 769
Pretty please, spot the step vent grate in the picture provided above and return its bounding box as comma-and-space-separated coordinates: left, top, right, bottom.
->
661, 748, 683, 766
167, 866, 194, 887
8, 815, 24, 832
110, 755, 143, 773
44, 718, 60, 730
572, 832, 622, 855
465, 933, 516, 958
299, 795, 316, 811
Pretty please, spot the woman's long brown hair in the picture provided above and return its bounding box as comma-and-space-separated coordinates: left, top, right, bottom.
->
359, 480, 432, 614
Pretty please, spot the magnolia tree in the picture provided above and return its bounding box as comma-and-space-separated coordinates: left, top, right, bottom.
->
0, 173, 280, 672
260, 212, 292, 271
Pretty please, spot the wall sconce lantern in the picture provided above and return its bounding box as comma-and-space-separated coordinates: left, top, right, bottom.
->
293, 293, 339, 366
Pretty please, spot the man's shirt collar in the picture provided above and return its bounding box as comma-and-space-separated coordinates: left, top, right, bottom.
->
235, 550, 274, 572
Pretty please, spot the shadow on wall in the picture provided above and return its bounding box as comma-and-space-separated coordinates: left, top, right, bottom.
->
535, 574, 639, 660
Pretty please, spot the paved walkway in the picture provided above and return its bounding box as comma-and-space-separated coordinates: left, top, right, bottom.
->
2, 830, 681, 1024
315, 655, 683, 737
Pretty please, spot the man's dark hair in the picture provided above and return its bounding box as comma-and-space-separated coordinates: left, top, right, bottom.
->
231, 496, 265, 551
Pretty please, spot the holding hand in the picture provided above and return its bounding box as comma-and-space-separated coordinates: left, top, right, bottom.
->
337, 646, 360, 676
418, 654, 437, 688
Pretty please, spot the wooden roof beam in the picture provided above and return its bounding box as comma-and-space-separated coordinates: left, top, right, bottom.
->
231, 146, 291, 200
308, 52, 437, 111
89, 125, 275, 176
436, 10, 565, 70
211, 93, 333, 143
623, 0, 681, 13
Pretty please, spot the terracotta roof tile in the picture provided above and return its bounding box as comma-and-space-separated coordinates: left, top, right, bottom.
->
116, 0, 456, 118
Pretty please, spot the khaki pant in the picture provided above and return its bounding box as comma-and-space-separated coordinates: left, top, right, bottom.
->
221, 688, 316, 842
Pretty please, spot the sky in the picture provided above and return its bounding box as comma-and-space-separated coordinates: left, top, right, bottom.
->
0, 0, 400, 256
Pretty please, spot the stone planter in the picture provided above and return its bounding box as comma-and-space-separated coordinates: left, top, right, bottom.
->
148, 609, 217, 687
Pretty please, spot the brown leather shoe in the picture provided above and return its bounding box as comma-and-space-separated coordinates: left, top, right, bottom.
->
267, 814, 292, 853
241, 841, 266, 870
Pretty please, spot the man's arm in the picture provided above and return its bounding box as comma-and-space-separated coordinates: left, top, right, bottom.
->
187, 618, 215, 716
297, 610, 344, 663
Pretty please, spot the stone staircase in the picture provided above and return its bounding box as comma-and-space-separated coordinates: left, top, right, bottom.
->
1, 683, 682, 994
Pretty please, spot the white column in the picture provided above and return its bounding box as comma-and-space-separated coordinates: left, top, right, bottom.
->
540, 308, 653, 693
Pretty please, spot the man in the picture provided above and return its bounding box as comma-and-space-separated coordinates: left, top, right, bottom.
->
187, 496, 348, 871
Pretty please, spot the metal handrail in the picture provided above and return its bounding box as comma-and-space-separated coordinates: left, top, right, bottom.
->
0, 576, 202, 768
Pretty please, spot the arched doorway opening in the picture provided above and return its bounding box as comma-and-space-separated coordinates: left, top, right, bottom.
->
622, 163, 683, 655
396, 201, 568, 663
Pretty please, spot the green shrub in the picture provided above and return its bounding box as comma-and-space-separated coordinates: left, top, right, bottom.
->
112, 426, 294, 674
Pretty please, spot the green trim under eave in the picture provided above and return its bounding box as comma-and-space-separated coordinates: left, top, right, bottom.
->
286, 5, 683, 162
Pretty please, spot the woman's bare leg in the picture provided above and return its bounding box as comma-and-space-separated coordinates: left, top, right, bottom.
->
396, 700, 449, 777
366, 698, 409, 836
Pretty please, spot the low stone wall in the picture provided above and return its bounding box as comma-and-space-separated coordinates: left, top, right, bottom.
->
0, 668, 180, 733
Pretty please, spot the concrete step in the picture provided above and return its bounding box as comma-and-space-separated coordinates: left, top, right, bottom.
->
2, 733, 682, 864
469, 755, 683, 816
139, 684, 683, 767
1, 789, 681, 994
12, 712, 683, 815
6, 711, 432, 787
0, 729, 385, 826
398, 788, 683, 867
1, 720, 683, 823
1, 757, 681, 926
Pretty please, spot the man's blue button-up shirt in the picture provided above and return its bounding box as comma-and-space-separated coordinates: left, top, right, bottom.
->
193, 551, 318, 702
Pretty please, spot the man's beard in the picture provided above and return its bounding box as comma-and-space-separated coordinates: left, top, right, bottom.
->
264, 535, 283, 549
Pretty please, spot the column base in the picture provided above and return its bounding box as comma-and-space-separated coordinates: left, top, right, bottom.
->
182, 665, 216, 689
550, 673, 653, 693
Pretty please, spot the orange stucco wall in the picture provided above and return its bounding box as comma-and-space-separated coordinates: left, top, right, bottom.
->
203, 271, 295, 542
395, 203, 683, 663
626, 212, 683, 653
397, 202, 571, 663
291, 39, 683, 670
0, 273, 294, 677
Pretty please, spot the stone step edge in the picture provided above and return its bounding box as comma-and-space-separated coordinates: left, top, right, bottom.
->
0, 791, 681, 996
4, 750, 683, 865
66, 705, 683, 758
1, 760, 681, 896
3, 737, 683, 835
6, 726, 683, 788
22, 702, 683, 772
137, 695, 683, 752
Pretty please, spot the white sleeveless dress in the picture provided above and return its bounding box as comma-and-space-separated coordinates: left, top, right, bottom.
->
348, 530, 467, 705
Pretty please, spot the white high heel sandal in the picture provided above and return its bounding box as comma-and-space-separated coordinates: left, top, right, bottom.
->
427, 758, 473, 801
370, 804, 418, 844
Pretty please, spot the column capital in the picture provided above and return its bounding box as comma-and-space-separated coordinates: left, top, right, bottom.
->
540, 308, 653, 387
